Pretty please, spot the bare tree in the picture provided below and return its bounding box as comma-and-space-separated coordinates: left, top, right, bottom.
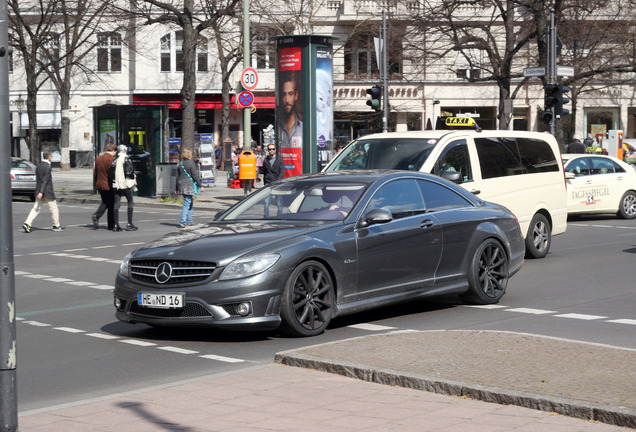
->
128, 0, 241, 151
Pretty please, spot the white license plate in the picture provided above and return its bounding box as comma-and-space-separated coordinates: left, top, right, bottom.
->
18, 174, 35, 180
137, 292, 184, 309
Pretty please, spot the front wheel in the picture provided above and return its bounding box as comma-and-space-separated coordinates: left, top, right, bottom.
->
279, 261, 335, 337
525, 213, 551, 259
461, 239, 509, 305
617, 191, 636, 219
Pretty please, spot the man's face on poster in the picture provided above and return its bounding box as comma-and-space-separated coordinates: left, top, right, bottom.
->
282, 80, 298, 118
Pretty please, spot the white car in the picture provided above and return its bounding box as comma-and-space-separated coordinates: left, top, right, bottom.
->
562, 154, 636, 219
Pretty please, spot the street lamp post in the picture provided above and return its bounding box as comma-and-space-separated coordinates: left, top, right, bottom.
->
15, 94, 24, 157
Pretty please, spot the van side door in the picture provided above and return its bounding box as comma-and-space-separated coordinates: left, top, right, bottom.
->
431, 140, 474, 184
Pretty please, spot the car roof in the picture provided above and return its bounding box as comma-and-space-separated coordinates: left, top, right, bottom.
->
355, 129, 558, 141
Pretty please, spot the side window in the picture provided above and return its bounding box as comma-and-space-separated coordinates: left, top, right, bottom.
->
565, 158, 590, 177
590, 157, 616, 175
474, 137, 522, 179
611, 159, 626, 173
434, 140, 473, 182
417, 180, 472, 212
516, 138, 559, 173
368, 179, 425, 219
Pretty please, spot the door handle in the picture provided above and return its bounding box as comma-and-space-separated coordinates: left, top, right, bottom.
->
420, 219, 434, 228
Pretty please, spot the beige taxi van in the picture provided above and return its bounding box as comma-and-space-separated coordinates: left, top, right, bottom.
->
324, 118, 568, 258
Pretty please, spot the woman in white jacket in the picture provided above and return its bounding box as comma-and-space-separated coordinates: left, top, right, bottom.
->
110, 145, 138, 232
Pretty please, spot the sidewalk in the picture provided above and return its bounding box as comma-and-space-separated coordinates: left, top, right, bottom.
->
15, 168, 636, 431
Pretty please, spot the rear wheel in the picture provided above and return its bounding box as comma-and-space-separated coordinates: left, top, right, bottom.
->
461, 239, 509, 304
525, 213, 550, 259
280, 261, 335, 337
617, 191, 636, 219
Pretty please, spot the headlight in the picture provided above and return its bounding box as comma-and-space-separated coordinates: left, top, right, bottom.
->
119, 252, 132, 278
219, 254, 280, 281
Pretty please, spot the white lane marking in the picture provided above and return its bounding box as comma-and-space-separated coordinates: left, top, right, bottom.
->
122, 242, 144, 246
555, 313, 607, 320
93, 245, 117, 249
23, 274, 51, 279
88, 257, 113, 262
606, 319, 636, 325
199, 354, 245, 363
464, 305, 508, 309
109, 260, 122, 264
23, 321, 50, 327
66, 255, 92, 259
158, 346, 199, 355
506, 308, 556, 315
91, 285, 114, 290
54, 327, 85, 333
86, 333, 120, 340
348, 323, 397, 331
67, 281, 96, 286
120, 340, 157, 347
44, 278, 74, 283
14, 271, 30, 276
51, 253, 72, 257
64, 248, 89, 252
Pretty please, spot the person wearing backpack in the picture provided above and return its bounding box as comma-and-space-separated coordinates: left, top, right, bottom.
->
176, 148, 200, 228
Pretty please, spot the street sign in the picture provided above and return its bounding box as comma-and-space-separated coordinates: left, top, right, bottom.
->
241, 67, 258, 91
238, 91, 254, 108
523, 67, 546, 77
557, 66, 575, 77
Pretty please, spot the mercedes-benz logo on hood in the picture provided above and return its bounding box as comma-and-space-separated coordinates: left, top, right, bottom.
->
155, 262, 173, 284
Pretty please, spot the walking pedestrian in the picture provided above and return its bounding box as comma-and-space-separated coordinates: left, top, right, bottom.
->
110, 145, 138, 232
261, 144, 284, 186
567, 134, 586, 153
92, 143, 117, 230
22, 150, 65, 233
176, 148, 200, 228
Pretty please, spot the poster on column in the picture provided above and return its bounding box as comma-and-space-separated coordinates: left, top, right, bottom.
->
277, 45, 303, 177
316, 45, 333, 171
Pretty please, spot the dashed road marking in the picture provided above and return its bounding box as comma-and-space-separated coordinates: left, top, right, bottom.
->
199, 354, 245, 363
86, 333, 119, 340
555, 313, 607, 320
158, 346, 199, 355
607, 319, 636, 326
120, 340, 156, 347
54, 327, 85, 333
506, 308, 556, 315
348, 323, 397, 331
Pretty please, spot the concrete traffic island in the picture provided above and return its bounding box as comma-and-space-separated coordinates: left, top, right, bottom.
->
275, 330, 636, 429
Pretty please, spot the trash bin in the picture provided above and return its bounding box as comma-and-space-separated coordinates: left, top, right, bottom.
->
238, 151, 257, 180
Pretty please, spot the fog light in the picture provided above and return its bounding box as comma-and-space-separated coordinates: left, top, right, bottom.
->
237, 302, 251, 316
114, 298, 122, 309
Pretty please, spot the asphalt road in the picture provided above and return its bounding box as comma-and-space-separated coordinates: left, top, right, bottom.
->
10, 198, 636, 412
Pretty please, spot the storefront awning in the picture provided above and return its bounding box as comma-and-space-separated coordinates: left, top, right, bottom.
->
133, 94, 275, 110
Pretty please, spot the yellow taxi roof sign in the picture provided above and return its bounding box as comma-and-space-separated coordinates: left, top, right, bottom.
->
445, 117, 477, 127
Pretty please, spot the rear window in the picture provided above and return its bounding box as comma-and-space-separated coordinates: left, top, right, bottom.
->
475, 137, 559, 179
325, 138, 437, 171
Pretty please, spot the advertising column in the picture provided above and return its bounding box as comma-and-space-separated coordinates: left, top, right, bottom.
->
276, 35, 333, 176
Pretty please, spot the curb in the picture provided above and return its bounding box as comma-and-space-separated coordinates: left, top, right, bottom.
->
275, 337, 636, 430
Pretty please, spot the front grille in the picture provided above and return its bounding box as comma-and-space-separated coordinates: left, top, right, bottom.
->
129, 301, 213, 318
130, 259, 216, 285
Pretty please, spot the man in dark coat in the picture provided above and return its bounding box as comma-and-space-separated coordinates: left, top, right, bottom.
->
92, 143, 117, 229
261, 144, 285, 186
567, 135, 586, 153
22, 150, 64, 232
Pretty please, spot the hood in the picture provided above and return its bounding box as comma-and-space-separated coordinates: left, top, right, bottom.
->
132, 221, 326, 264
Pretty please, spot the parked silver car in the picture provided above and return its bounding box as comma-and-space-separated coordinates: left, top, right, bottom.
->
11, 157, 36, 201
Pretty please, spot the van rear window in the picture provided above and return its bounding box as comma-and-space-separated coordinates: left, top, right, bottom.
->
475, 137, 559, 179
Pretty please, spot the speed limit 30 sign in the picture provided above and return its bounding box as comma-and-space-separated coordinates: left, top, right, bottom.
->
241, 67, 258, 91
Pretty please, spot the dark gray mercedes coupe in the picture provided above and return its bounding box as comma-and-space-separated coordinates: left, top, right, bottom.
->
114, 171, 524, 337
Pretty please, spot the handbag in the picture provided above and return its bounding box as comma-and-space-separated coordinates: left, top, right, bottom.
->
181, 162, 199, 195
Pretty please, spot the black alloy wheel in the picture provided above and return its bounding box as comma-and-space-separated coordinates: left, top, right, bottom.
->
461, 238, 509, 304
280, 260, 335, 337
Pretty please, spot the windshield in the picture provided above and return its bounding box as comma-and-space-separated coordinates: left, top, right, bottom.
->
324, 138, 437, 171
221, 180, 368, 221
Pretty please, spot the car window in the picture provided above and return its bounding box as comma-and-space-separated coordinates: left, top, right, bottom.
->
475, 137, 522, 179
611, 159, 626, 173
517, 138, 560, 173
565, 157, 590, 177
367, 179, 426, 219
590, 157, 616, 175
417, 180, 472, 212
327, 138, 437, 171
434, 140, 473, 182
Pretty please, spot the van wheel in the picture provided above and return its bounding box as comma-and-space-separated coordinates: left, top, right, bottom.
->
617, 191, 636, 219
460, 239, 508, 304
525, 214, 550, 259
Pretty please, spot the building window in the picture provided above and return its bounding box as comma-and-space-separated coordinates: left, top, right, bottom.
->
344, 28, 403, 79
97, 32, 122, 72
160, 31, 208, 73
252, 27, 276, 70
40, 32, 60, 70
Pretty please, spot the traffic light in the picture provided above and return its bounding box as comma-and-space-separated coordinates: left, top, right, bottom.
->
541, 110, 553, 123
555, 84, 570, 117
366, 85, 382, 112
544, 84, 559, 111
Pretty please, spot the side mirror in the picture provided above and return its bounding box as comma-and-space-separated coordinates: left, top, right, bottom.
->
359, 208, 393, 228
565, 172, 575, 180
441, 171, 462, 184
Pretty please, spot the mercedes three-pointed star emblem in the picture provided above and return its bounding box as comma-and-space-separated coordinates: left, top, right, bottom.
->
155, 262, 173, 284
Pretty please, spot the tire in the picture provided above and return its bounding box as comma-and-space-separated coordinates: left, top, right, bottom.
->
279, 260, 335, 337
525, 213, 550, 259
29, 194, 36, 202
461, 239, 509, 305
617, 191, 636, 219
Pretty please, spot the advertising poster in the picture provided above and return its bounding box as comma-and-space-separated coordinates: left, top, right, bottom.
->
316, 45, 333, 170
277, 45, 303, 177
99, 119, 117, 153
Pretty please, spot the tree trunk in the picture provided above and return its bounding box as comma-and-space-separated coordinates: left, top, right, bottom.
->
60, 90, 71, 171
180, 0, 197, 152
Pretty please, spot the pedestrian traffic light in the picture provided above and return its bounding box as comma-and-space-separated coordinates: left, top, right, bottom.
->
366, 85, 382, 112
541, 110, 553, 123
556, 84, 570, 117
